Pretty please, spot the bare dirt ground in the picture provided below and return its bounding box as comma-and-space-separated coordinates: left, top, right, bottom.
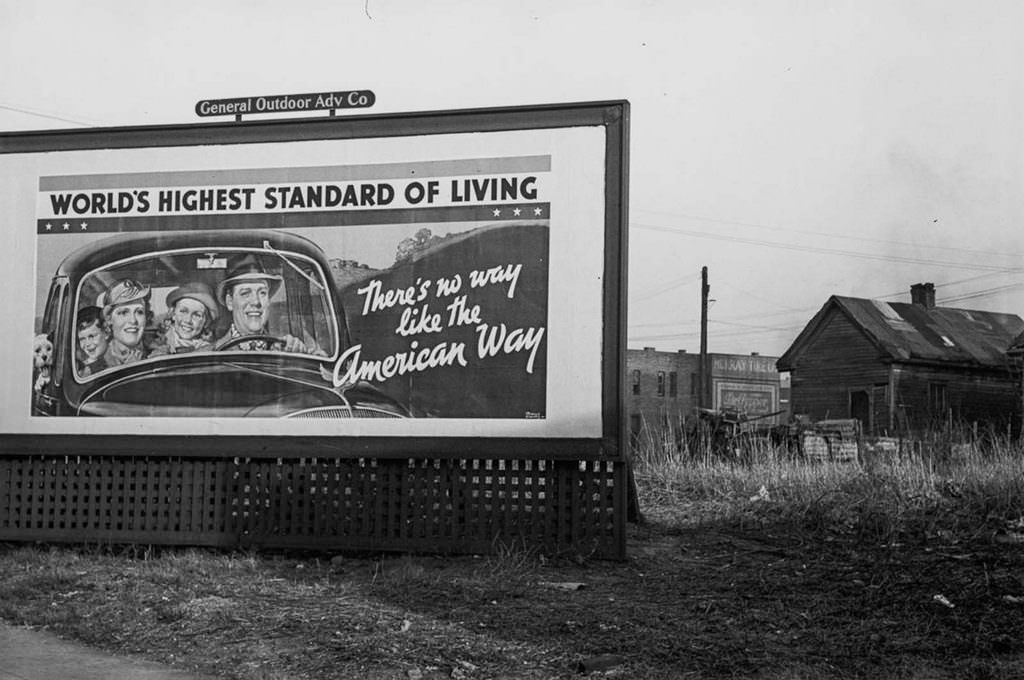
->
3, 507, 1024, 680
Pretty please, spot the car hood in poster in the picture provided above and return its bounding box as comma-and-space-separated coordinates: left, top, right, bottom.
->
73, 357, 407, 418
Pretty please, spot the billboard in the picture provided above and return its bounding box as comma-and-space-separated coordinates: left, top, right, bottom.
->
2, 102, 628, 457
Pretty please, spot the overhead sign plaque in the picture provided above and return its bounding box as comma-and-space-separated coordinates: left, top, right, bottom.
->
195, 90, 375, 117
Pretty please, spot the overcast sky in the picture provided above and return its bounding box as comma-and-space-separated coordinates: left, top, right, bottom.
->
3, 1, 1022, 357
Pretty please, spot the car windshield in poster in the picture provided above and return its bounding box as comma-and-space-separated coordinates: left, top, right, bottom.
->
15, 127, 607, 437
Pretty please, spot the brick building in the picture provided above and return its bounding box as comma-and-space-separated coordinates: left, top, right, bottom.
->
626, 347, 785, 440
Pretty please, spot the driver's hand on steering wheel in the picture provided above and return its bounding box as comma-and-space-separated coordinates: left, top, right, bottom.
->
281, 333, 308, 353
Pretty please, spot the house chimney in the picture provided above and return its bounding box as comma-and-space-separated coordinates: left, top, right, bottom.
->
910, 282, 936, 309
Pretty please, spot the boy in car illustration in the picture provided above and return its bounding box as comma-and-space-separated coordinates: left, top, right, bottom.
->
75, 306, 109, 376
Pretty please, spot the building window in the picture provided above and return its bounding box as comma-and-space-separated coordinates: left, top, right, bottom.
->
690, 372, 697, 396
929, 383, 948, 413
669, 371, 677, 397
632, 369, 641, 395
657, 371, 665, 396
629, 414, 642, 441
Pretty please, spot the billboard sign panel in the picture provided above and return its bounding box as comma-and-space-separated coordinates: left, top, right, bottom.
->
2, 102, 628, 458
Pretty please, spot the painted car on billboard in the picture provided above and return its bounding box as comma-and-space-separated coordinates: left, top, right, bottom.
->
32, 229, 409, 418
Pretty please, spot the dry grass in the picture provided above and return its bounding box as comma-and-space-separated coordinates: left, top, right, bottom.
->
2, 430, 1024, 678
634, 426, 1024, 545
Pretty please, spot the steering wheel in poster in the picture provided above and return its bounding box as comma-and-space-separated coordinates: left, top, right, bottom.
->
216, 334, 287, 351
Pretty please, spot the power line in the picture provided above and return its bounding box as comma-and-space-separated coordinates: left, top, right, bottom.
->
711, 318, 799, 332
715, 280, 807, 313
0, 102, 96, 127
630, 267, 1022, 354
631, 320, 692, 329
630, 282, 1024, 345
631, 275, 699, 301
629, 325, 795, 342
938, 282, 1024, 305
630, 272, 1024, 338
633, 222, 1023, 273
632, 273, 1024, 332
633, 208, 1019, 263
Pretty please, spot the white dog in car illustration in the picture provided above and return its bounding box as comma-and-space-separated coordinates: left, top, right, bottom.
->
33, 333, 53, 393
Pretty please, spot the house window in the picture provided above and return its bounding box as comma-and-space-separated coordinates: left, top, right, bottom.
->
690, 372, 697, 396
929, 383, 948, 413
629, 414, 642, 442
669, 371, 678, 397
632, 369, 641, 395
657, 371, 665, 396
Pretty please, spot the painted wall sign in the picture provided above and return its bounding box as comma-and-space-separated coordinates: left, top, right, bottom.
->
711, 354, 778, 378
715, 380, 778, 417
1, 102, 628, 457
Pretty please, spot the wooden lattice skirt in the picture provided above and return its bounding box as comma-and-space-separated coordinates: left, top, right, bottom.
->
0, 456, 625, 558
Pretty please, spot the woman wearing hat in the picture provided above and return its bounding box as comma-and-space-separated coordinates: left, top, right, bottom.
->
150, 282, 219, 356
100, 278, 151, 367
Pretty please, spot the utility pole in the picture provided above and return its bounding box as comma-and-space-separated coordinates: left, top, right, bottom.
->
698, 266, 710, 410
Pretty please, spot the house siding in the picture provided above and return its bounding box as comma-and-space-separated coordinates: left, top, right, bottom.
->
787, 309, 890, 428
893, 363, 1020, 434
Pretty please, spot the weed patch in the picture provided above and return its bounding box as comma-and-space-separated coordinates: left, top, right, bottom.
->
2, 432, 1024, 678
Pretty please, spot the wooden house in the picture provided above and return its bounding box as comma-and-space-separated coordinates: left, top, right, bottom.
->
1003, 330, 1024, 431
777, 283, 1024, 436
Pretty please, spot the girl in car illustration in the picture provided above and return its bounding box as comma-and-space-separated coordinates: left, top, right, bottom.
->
149, 282, 218, 355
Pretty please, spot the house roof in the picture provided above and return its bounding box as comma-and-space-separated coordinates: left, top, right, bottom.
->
776, 295, 1024, 372
1008, 329, 1024, 356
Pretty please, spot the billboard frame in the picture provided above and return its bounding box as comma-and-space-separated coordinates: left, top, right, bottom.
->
1, 100, 629, 462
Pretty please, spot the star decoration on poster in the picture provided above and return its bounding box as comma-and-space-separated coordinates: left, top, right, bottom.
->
482, 205, 547, 219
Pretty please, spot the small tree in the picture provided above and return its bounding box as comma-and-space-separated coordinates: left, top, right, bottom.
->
395, 228, 433, 263
395, 228, 451, 264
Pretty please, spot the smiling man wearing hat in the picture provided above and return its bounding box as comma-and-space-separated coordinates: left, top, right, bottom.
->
215, 254, 314, 353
